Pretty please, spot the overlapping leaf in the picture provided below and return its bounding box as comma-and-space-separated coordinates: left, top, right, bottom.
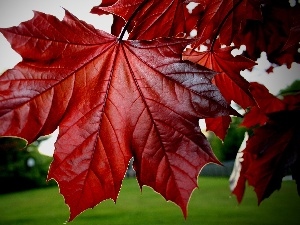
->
91, 0, 199, 39
0, 10, 236, 221
90, 0, 125, 36
232, 84, 300, 203
232, 107, 300, 203
190, 0, 263, 48
241, 82, 286, 127
233, 2, 300, 67
183, 46, 255, 139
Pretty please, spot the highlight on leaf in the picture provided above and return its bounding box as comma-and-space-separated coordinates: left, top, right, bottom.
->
0, 9, 236, 221
183, 46, 255, 139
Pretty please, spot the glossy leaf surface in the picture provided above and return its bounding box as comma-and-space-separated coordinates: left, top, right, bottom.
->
183, 47, 255, 139
0, 10, 235, 221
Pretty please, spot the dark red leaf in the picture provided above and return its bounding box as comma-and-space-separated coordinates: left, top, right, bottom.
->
233, 2, 300, 67
190, 0, 262, 48
232, 92, 300, 203
183, 47, 255, 138
233, 109, 300, 203
283, 94, 300, 111
0, 10, 236, 221
205, 116, 231, 140
241, 82, 286, 128
92, 0, 199, 39
90, 0, 125, 36
249, 82, 286, 114
240, 106, 268, 127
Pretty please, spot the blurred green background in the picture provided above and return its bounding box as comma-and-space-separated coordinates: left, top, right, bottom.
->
0, 136, 55, 194
0, 177, 299, 225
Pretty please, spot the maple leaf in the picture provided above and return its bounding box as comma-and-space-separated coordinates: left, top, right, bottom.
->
190, 0, 263, 48
240, 106, 268, 128
249, 82, 286, 113
183, 46, 255, 139
0, 10, 236, 221
232, 85, 300, 203
91, 0, 199, 39
241, 82, 286, 128
233, 2, 300, 67
90, 0, 125, 36
232, 108, 300, 203
204, 116, 232, 140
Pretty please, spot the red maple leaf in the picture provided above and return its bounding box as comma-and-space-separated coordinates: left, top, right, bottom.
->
190, 0, 262, 48
232, 84, 300, 203
233, 2, 300, 67
91, 0, 199, 39
241, 82, 286, 128
90, 0, 125, 36
232, 107, 300, 203
0, 10, 236, 221
183, 46, 255, 139
204, 116, 232, 140
240, 106, 268, 128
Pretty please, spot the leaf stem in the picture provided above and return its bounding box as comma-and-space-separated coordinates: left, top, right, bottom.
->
119, 1, 148, 40
210, 0, 243, 50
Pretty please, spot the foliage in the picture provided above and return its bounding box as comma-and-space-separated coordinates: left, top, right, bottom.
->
278, 80, 300, 96
0, 0, 299, 221
0, 137, 55, 193
231, 81, 300, 203
208, 116, 248, 162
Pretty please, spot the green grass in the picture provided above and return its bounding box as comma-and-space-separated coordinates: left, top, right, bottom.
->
0, 177, 299, 225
